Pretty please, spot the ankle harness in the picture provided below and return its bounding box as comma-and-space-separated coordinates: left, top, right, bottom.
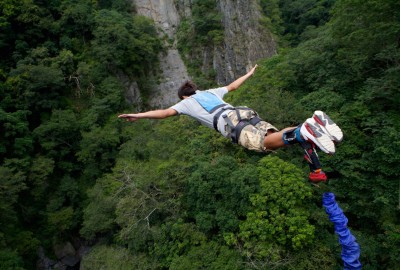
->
282, 126, 303, 145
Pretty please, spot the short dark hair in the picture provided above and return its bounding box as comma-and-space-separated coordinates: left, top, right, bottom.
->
178, 81, 197, 99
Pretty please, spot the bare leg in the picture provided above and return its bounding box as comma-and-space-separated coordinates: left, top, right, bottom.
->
263, 126, 328, 183
263, 127, 297, 150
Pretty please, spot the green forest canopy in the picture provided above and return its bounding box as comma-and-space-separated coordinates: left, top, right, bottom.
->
0, 0, 399, 269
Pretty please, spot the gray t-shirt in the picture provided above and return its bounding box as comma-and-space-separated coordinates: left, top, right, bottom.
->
170, 87, 233, 137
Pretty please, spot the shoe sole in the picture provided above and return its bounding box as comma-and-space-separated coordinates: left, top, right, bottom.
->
301, 119, 335, 154
313, 111, 343, 142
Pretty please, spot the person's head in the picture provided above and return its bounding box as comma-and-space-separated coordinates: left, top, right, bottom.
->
178, 80, 197, 99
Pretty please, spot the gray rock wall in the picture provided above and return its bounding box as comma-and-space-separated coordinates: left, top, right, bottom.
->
129, 0, 276, 108
133, 0, 190, 108
215, 0, 277, 83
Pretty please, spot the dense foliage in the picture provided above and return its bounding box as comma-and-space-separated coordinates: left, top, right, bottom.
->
1, 0, 399, 269
0, 0, 162, 268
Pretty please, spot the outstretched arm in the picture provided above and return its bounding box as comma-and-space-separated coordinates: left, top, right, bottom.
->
226, 64, 258, 92
118, 108, 177, 122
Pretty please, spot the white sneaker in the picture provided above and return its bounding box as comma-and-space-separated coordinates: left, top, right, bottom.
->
313, 111, 343, 142
300, 118, 336, 154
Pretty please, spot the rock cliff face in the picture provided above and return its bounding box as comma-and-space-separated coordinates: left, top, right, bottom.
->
133, 0, 190, 108
215, 0, 277, 83
130, 0, 276, 108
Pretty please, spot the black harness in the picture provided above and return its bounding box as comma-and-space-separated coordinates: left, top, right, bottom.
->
212, 106, 262, 144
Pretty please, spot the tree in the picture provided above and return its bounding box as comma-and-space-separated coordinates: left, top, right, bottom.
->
91, 10, 161, 74
80, 245, 158, 270
277, 0, 335, 45
0, 107, 32, 160
7, 48, 67, 118
225, 156, 314, 267
58, 0, 95, 46
184, 155, 259, 234
169, 241, 242, 270
80, 175, 119, 240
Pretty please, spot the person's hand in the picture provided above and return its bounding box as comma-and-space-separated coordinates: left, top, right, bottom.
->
118, 114, 140, 122
226, 64, 259, 91
248, 64, 258, 76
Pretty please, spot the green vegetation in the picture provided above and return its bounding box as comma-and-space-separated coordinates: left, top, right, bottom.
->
0, 0, 161, 268
1, 0, 399, 269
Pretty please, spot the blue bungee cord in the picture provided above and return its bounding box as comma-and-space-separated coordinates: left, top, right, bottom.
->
322, 192, 362, 269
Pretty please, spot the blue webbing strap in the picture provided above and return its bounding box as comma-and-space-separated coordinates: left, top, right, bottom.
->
323, 192, 362, 270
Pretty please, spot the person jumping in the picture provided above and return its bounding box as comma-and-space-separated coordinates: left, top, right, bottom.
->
118, 65, 343, 183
